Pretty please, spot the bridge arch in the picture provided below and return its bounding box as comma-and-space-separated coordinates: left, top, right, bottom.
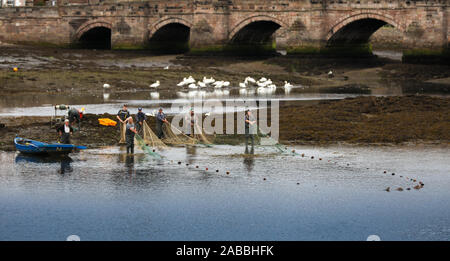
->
148, 17, 192, 53
75, 20, 112, 49
326, 13, 404, 47
229, 15, 287, 43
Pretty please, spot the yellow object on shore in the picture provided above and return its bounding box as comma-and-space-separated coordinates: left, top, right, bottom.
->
98, 118, 117, 126
13, 67, 18, 72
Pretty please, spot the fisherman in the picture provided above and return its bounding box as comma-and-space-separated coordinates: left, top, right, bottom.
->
117, 104, 131, 144
156, 108, 168, 139
136, 107, 147, 135
68, 107, 84, 130
245, 110, 256, 149
57, 119, 74, 144
125, 117, 138, 154
185, 108, 195, 137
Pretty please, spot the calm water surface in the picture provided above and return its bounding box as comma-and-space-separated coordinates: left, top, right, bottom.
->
0, 145, 449, 241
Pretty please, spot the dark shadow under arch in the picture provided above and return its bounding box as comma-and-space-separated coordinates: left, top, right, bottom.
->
228, 21, 281, 55
78, 26, 111, 50
148, 23, 190, 54
327, 18, 389, 47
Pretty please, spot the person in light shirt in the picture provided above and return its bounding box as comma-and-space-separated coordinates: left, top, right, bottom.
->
57, 119, 74, 144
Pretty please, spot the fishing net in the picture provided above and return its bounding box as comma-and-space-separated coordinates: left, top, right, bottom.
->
191, 122, 213, 146
255, 125, 289, 154
162, 122, 198, 146
135, 134, 162, 159
119, 122, 126, 144
142, 121, 167, 149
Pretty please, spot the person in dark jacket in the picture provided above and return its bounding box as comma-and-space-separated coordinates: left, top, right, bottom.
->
136, 107, 147, 135
57, 119, 74, 144
68, 107, 84, 130
156, 108, 168, 139
244, 110, 256, 152
117, 105, 131, 144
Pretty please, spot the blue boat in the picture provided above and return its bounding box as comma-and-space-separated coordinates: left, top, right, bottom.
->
14, 137, 87, 155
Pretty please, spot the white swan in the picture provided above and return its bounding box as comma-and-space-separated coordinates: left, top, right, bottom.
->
222, 81, 230, 87
188, 83, 198, 89
284, 81, 293, 88
103, 83, 110, 89
246, 77, 256, 84
150, 80, 160, 88
186, 76, 196, 84
203, 77, 215, 84
239, 82, 247, 88
198, 81, 207, 88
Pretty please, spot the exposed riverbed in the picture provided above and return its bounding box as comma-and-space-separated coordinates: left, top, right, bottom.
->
0, 44, 449, 241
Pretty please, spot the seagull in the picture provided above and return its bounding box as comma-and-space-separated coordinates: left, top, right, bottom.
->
103, 83, 110, 89
150, 80, 160, 88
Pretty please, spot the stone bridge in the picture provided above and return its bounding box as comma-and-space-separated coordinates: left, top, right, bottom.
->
0, 0, 448, 54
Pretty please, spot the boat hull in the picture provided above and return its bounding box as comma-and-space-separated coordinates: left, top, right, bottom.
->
14, 137, 85, 155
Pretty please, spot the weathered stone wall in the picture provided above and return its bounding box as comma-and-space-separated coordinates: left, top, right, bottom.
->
0, 0, 448, 53
369, 25, 404, 50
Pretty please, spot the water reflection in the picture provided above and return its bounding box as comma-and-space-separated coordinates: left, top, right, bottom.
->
243, 145, 255, 172
186, 145, 197, 165
15, 154, 74, 175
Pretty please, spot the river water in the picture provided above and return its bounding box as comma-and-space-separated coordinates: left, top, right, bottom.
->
0, 144, 449, 241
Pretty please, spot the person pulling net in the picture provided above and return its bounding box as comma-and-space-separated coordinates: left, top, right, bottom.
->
153, 107, 212, 146
185, 108, 213, 146
142, 121, 167, 149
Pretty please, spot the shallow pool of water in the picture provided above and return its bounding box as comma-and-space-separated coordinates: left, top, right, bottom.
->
0, 144, 449, 241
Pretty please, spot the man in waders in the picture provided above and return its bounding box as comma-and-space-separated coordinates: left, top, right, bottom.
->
125, 117, 138, 154
185, 108, 195, 137
117, 105, 131, 144
68, 107, 84, 130
245, 110, 256, 153
57, 119, 73, 144
156, 108, 168, 139
136, 107, 147, 135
